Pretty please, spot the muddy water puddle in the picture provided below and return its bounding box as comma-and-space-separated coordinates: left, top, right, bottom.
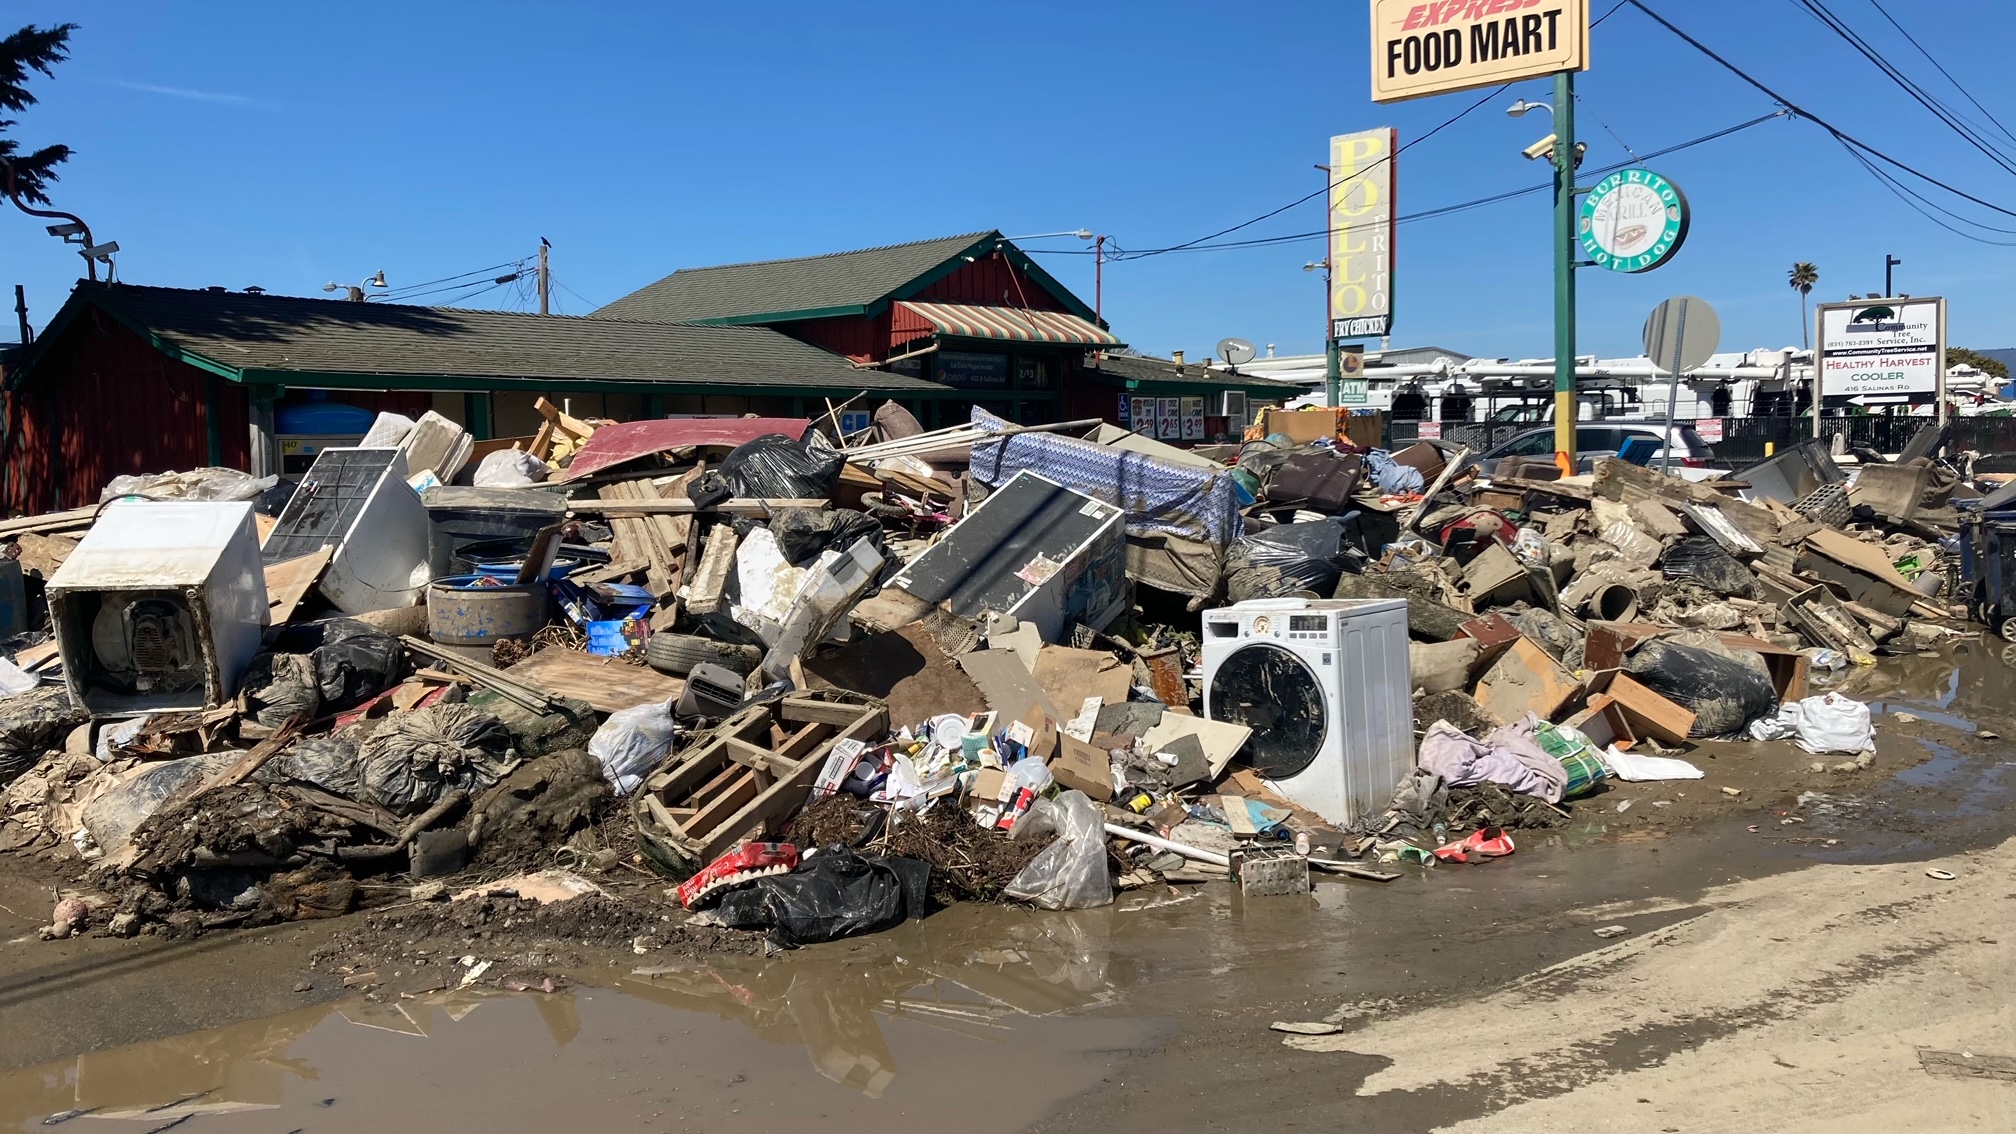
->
7, 648, 2016, 1132
0, 905, 1166, 1133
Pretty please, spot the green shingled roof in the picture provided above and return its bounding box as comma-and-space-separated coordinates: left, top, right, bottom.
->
17, 282, 952, 395
595, 231, 1004, 324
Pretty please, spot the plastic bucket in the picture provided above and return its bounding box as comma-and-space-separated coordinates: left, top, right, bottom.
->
426, 573, 549, 646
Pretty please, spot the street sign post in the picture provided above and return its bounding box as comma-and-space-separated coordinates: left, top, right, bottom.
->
1642, 296, 1721, 472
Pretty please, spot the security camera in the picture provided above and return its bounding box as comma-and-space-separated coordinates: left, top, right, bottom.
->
1522, 134, 1558, 161
81, 241, 119, 260
45, 222, 85, 238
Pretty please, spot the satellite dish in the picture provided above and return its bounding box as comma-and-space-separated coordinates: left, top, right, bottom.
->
1217, 337, 1258, 367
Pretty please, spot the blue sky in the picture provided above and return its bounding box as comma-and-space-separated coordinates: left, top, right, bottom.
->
2, 0, 2012, 361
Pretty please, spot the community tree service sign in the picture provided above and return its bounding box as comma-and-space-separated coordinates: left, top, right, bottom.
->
1578, 168, 1689, 273
1815, 297, 1946, 399
1369, 0, 1589, 104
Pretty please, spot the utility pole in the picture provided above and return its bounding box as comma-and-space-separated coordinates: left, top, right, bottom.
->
1884, 254, 1900, 298
1551, 70, 1579, 472
538, 237, 551, 315
1317, 163, 1341, 408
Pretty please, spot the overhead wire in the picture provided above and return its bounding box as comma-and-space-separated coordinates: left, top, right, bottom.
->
1866, 0, 2016, 146
1624, 0, 2016, 219
1787, 0, 2016, 176
375, 258, 527, 301
1028, 110, 1788, 257
1033, 0, 1631, 264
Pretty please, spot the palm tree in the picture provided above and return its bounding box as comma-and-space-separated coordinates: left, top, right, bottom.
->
1788, 262, 1819, 349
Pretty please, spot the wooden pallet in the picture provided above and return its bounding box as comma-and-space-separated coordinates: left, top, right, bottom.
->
631, 691, 887, 877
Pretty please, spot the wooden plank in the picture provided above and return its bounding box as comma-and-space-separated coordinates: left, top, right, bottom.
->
262, 547, 335, 625
779, 697, 882, 728
724, 736, 797, 776
774, 720, 834, 763
534, 396, 597, 442
505, 649, 685, 713
526, 419, 556, 462
685, 525, 738, 615
0, 506, 98, 538
564, 497, 829, 516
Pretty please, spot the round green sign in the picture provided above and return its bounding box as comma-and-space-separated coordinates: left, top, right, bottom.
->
1579, 168, 1689, 273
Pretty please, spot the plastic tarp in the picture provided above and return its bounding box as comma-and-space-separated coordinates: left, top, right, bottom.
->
101, 468, 275, 504
267, 619, 405, 711
712, 845, 931, 948
1225, 517, 1365, 601
0, 688, 86, 787
968, 409, 1242, 546
473, 449, 550, 488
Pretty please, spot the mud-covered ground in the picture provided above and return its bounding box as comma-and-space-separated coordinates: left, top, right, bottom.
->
0, 643, 2011, 1132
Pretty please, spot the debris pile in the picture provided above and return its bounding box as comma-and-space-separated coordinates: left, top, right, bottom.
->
0, 403, 1986, 960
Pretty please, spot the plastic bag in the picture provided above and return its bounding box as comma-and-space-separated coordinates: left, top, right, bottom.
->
100, 467, 275, 504
713, 845, 931, 948
1746, 693, 1874, 753
1003, 790, 1113, 910
473, 448, 550, 488
588, 699, 677, 796
1660, 535, 1758, 597
0, 687, 87, 787
1225, 518, 1366, 602
269, 619, 405, 711
354, 703, 517, 815
721, 433, 842, 500
256, 732, 365, 799
79, 751, 238, 856
770, 507, 884, 566
1624, 637, 1778, 737
240, 651, 321, 727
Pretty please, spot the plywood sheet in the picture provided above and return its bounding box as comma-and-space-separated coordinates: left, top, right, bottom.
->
506, 649, 687, 713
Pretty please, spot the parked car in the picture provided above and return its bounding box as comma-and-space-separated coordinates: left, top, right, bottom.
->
1474, 422, 1720, 480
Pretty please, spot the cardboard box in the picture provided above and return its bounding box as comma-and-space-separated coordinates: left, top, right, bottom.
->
1716, 634, 1811, 702
1581, 670, 1695, 745
1051, 735, 1114, 801
1583, 621, 1669, 673
1017, 704, 1059, 763
1474, 637, 1580, 722
1562, 695, 1638, 750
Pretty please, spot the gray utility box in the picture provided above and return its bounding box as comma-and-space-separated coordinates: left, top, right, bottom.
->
47, 500, 268, 717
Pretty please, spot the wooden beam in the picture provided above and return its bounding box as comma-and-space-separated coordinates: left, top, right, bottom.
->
564, 497, 829, 516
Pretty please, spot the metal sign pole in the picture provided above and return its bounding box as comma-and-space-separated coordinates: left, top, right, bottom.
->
1551, 70, 1579, 472
1659, 303, 1688, 472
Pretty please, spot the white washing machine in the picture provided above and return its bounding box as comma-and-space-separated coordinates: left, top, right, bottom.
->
1201, 597, 1412, 827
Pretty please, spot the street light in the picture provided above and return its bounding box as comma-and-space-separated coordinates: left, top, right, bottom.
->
1005, 230, 1093, 241
323, 270, 388, 302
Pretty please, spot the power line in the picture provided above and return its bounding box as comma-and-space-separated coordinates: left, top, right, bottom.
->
1788, 0, 2016, 177
1624, 0, 2016, 220
1029, 111, 1787, 258
1835, 139, 2016, 245
1040, 0, 1635, 264
1866, 0, 2016, 146
376, 258, 526, 300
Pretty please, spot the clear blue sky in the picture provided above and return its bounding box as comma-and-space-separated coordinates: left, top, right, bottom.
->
3, 0, 2012, 361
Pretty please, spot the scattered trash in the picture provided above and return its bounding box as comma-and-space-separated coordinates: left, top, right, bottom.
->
1270, 1021, 1342, 1036
1593, 925, 1631, 939
1925, 869, 1957, 881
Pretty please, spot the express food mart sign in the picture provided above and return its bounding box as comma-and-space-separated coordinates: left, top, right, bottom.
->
1370, 0, 1589, 103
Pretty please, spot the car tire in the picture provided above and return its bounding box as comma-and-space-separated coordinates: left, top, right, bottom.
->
645, 633, 763, 677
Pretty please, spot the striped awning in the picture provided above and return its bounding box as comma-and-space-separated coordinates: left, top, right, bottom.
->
896, 300, 1122, 347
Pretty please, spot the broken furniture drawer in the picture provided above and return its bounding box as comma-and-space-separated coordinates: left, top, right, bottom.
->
631, 690, 888, 878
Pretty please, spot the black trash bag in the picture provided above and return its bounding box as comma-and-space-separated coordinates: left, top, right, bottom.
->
1623, 637, 1778, 737
770, 507, 885, 566
1660, 536, 1758, 598
0, 687, 85, 788
268, 618, 405, 711
685, 470, 733, 510
721, 432, 843, 500
253, 479, 297, 518
713, 845, 931, 948
354, 703, 517, 815
240, 651, 321, 727
255, 731, 364, 799
1225, 518, 1367, 602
